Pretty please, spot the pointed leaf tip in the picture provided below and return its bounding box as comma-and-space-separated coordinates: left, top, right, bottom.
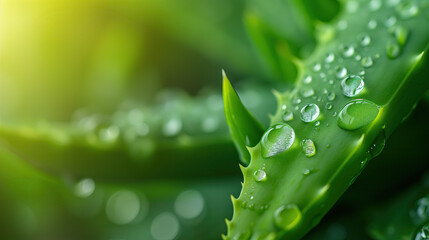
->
223, 74, 265, 166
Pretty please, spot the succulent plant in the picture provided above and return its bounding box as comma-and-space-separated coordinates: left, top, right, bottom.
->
223, 0, 429, 239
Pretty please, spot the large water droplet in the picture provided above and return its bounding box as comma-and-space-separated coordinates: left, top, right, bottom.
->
361, 56, 374, 67
274, 204, 302, 230
336, 67, 348, 79
151, 212, 180, 240
301, 139, 316, 157
282, 110, 294, 122
254, 170, 267, 182
386, 41, 401, 59
300, 104, 320, 123
369, 131, 386, 158
341, 75, 364, 97
106, 190, 143, 225
414, 223, 429, 240
261, 124, 295, 158
396, 2, 419, 19
337, 99, 380, 130
174, 190, 205, 220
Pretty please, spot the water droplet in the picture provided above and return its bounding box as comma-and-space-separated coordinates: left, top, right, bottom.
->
390, 25, 409, 46
302, 169, 311, 176
74, 178, 95, 198
369, 0, 382, 11
396, 2, 419, 19
151, 212, 180, 240
253, 170, 267, 182
341, 75, 364, 97
337, 99, 380, 130
327, 92, 336, 101
326, 144, 331, 148
386, 41, 401, 59
336, 67, 348, 79
341, 45, 355, 58
325, 53, 335, 63
174, 190, 205, 220
261, 124, 295, 158
355, 55, 362, 61
106, 190, 143, 225
369, 131, 386, 158
282, 110, 294, 122
325, 103, 333, 110
302, 139, 316, 157
385, 16, 397, 27
414, 223, 429, 240
301, 87, 315, 98
358, 33, 371, 46
303, 75, 312, 84
361, 56, 374, 67
328, 80, 334, 85
163, 117, 183, 136
315, 121, 321, 127
368, 19, 378, 29
274, 204, 302, 230
386, 0, 401, 7
313, 63, 322, 72
300, 104, 320, 123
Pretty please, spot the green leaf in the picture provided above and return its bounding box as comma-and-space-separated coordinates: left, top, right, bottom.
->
223, 71, 265, 166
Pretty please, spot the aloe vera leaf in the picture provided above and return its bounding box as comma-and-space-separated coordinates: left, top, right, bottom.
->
224, 1, 429, 239
0, 84, 275, 180
223, 73, 265, 165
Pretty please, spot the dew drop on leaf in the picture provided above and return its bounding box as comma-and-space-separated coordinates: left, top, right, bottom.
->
274, 204, 302, 230
386, 41, 401, 59
261, 124, 295, 158
337, 99, 380, 130
325, 53, 335, 63
253, 170, 267, 182
300, 104, 320, 123
302, 139, 316, 157
341, 75, 364, 97
282, 110, 294, 122
361, 56, 374, 67
336, 67, 348, 79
